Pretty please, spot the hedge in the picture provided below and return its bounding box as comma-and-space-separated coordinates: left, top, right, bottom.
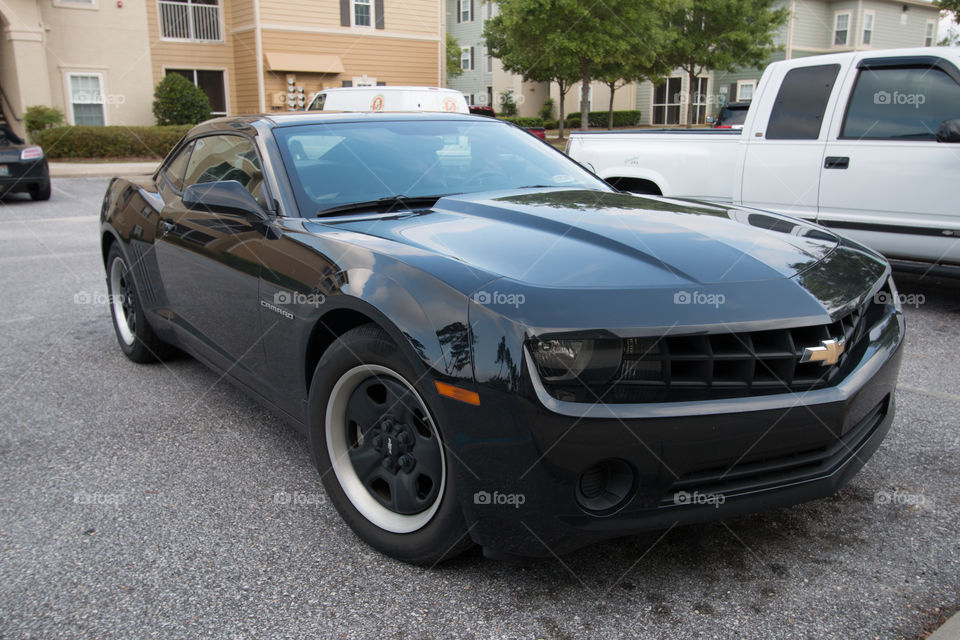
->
498, 116, 545, 128
565, 109, 643, 128
34, 125, 192, 159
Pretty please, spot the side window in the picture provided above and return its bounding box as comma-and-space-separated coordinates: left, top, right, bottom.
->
766, 64, 841, 140
183, 135, 267, 207
162, 141, 194, 192
841, 66, 960, 140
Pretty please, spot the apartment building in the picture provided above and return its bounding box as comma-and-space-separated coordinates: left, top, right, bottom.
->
444, 0, 548, 117
0, 0, 443, 138
631, 0, 942, 126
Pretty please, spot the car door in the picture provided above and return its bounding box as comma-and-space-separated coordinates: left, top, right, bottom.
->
738, 63, 844, 221
817, 56, 960, 265
154, 133, 272, 384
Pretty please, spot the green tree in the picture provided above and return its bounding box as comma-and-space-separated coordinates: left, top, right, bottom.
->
152, 74, 211, 126
595, 53, 668, 129
485, 0, 666, 134
24, 105, 64, 138
661, 0, 790, 126
446, 34, 464, 80
937, 0, 959, 21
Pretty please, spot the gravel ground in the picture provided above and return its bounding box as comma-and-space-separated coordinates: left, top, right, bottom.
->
0, 178, 958, 639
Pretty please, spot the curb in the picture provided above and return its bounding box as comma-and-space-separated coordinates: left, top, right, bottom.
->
929, 611, 960, 640
49, 162, 158, 178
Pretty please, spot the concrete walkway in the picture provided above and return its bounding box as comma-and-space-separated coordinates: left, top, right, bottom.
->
49, 161, 158, 178
929, 612, 960, 640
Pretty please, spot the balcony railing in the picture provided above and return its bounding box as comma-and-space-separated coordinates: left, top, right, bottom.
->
159, 0, 221, 42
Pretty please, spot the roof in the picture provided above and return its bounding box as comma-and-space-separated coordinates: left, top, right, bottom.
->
186, 111, 489, 136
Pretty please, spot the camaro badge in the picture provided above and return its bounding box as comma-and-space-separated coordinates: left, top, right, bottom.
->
800, 337, 846, 366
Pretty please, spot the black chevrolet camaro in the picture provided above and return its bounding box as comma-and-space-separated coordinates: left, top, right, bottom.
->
100, 113, 904, 563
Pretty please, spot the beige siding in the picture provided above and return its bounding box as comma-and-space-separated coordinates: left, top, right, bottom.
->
260, 0, 437, 35
261, 30, 438, 96
231, 30, 260, 113
147, 0, 238, 112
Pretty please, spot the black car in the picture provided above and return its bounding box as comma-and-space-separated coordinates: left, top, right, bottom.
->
100, 113, 904, 563
0, 124, 51, 200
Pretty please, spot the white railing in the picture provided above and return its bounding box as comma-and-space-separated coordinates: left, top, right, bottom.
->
159, 0, 221, 42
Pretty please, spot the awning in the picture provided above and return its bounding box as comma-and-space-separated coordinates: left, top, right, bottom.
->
264, 52, 344, 74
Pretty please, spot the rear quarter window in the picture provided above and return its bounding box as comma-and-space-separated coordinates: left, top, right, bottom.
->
766, 64, 841, 140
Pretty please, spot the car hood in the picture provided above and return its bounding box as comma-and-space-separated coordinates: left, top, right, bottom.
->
322, 189, 841, 289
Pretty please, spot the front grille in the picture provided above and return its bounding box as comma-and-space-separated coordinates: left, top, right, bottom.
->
658, 395, 889, 507
541, 283, 891, 404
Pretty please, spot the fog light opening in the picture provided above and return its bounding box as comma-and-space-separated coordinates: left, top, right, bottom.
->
576, 459, 635, 515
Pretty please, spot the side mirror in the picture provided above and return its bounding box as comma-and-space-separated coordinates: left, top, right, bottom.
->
706, 116, 715, 124
182, 180, 266, 218
936, 118, 960, 143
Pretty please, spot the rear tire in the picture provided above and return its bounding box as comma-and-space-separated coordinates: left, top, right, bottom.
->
30, 180, 51, 201
310, 324, 473, 565
105, 244, 170, 363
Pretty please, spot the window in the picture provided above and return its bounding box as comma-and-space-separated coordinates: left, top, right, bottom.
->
652, 78, 682, 125
925, 20, 937, 46
692, 77, 709, 124
862, 11, 874, 46
353, 0, 371, 27
460, 47, 473, 71
166, 69, 227, 116
834, 12, 850, 46
162, 141, 194, 191
68, 73, 106, 126
766, 64, 840, 140
841, 66, 960, 140
487, 53, 493, 73
737, 80, 756, 102
458, 0, 472, 23
158, 0, 221, 41
53, 0, 97, 9
184, 135, 266, 207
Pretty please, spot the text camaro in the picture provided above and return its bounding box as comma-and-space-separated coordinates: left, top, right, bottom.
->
100, 113, 904, 563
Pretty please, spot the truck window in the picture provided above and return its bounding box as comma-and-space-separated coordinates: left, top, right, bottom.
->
766, 64, 840, 140
840, 66, 960, 140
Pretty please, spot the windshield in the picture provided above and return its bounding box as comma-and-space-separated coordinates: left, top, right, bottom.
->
274, 119, 610, 215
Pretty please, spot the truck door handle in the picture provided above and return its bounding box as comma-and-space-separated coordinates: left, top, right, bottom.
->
824, 156, 849, 169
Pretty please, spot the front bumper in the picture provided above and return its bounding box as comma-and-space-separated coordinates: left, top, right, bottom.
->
440, 305, 904, 558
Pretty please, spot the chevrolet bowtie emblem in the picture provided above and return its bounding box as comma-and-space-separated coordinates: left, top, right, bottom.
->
800, 337, 846, 366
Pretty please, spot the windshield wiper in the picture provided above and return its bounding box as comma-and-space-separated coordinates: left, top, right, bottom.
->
316, 194, 451, 217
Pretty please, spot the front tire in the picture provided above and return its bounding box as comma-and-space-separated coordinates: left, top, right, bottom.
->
105, 244, 169, 363
310, 324, 472, 564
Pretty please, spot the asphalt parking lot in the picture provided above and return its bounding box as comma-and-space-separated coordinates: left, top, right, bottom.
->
1, 178, 958, 639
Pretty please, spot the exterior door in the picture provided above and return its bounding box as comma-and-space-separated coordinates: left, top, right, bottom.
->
155, 133, 272, 382
817, 58, 960, 265
739, 63, 843, 221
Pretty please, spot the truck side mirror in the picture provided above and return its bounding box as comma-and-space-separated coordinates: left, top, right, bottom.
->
936, 118, 960, 143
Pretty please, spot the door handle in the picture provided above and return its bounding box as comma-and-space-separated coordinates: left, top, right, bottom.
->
824, 156, 849, 170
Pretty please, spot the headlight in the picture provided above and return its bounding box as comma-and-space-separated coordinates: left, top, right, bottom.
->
529, 338, 621, 384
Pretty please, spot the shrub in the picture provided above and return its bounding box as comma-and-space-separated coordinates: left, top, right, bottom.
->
565, 109, 642, 128
152, 74, 211, 126
538, 97, 555, 121
498, 90, 518, 117
34, 125, 191, 159
499, 116, 544, 128
543, 119, 558, 130
24, 105, 64, 138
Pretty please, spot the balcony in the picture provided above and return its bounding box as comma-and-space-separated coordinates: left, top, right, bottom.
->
159, 0, 221, 42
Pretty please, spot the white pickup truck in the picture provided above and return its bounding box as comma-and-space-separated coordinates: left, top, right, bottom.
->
566, 47, 960, 268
